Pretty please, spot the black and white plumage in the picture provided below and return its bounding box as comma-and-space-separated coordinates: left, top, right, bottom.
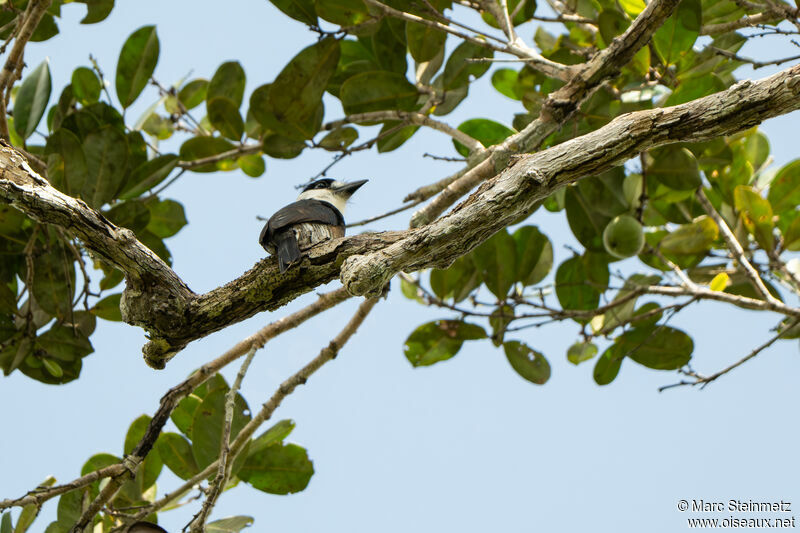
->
260, 178, 367, 272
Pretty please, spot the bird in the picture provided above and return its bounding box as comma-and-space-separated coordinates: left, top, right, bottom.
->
128, 521, 168, 532
259, 178, 367, 272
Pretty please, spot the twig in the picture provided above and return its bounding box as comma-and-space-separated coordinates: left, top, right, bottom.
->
695, 188, 780, 305
709, 46, 800, 69
178, 143, 263, 169
0, 0, 52, 140
701, 10, 782, 35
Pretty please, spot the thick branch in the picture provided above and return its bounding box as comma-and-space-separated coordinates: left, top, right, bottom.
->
340, 65, 800, 296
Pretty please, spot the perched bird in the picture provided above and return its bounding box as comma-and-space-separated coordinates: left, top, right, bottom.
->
128, 521, 168, 533
260, 178, 367, 272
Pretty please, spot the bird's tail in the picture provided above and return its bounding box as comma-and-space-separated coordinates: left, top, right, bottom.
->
275, 230, 301, 273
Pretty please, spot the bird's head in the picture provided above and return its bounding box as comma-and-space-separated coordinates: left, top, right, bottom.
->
297, 178, 367, 214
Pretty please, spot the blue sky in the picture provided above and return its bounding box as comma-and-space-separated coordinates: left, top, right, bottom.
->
1, 1, 799, 531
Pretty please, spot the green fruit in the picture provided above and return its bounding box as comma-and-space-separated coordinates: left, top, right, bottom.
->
567, 341, 598, 365
603, 215, 644, 258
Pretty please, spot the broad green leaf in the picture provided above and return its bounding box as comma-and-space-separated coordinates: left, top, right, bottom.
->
598, 9, 629, 47
207, 61, 246, 107
489, 305, 513, 346
767, 159, 800, 214
503, 341, 550, 384
268, 0, 317, 24
734, 185, 774, 251
239, 443, 314, 494
376, 121, 418, 152
1, 512, 11, 533
567, 341, 598, 365
491, 68, 519, 100
105, 200, 150, 233
555, 255, 601, 313
157, 432, 199, 480
406, 20, 446, 63
452, 118, 514, 156
146, 199, 187, 238
400, 277, 423, 303
116, 25, 159, 107
431, 78, 468, 116
653, 0, 701, 65
142, 113, 173, 140
120, 154, 179, 199
71, 66, 101, 105
743, 131, 769, 170
341, 71, 418, 114
318, 126, 358, 151
207, 97, 245, 140
91, 293, 122, 321
782, 215, 800, 251
565, 186, 612, 251
261, 133, 306, 159
513, 225, 552, 286
32, 247, 74, 319
179, 136, 236, 172
315, 0, 370, 26
191, 388, 251, 471
648, 146, 702, 190
76, 0, 115, 24
664, 72, 726, 106
429, 255, 480, 302
659, 215, 718, 258
83, 126, 129, 207
45, 128, 89, 197
207, 516, 256, 533
124, 414, 163, 491
404, 320, 486, 367
248, 419, 296, 456
481, 0, 535, 27
593, 345, 624, 385
36, 324, 93, 362
14, 60, 51, 139
371, 20, 407, 74
178, 79, 208, 110
441, 41, 492, 90
30, 14, 59, 42
615, 325, 693, 370
472, 229, 516, 299
237, 154, 266, 177
42, 358, 63, 378
261, 38, 340, 140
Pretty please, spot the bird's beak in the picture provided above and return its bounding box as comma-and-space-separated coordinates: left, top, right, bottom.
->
334, 179, 368, 197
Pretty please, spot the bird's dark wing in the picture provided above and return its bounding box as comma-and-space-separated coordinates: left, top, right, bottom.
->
268, 199, 343, 230
260, 199, 344, 249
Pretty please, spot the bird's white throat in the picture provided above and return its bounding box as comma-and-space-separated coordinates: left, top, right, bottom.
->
297, 188, 348, 214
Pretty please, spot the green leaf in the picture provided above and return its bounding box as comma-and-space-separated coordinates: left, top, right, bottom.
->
503, 341, 550, 384
91, 293, 122, 321
767, 159, 800, 214
248, 419, 296, 456
653, 0, 701, 65
441, 41, 492, 90
115, 25, 159, 107
45, 128, 89, 197
14, 60, 52, 139
260, 38, 340, 140
593, 345, 624, 385
30, 14, 59, 42
267, 0, 317, 24
237, 154, 266, 177
83, 126, 129, 207
452, 118, 514, 156
341, 71, 418, 114
743, 131, 769, 170
406, 20, 446, 63
734, 185, 774, 251
105, 199, 150, 233
315, 0, 370, 26
376, 121, 418, 152
207, 61, 246, 107
472, 229, 517, 299
567, 341, 598, 365
782, 215, 800, 251
71, 66, 101, 105
157, 432, 199, 480
179, 136, 236, 172
318, 126, 358, 151
239, 443, 314, 494
404, 320, 486, 367
555, 256, 601, 313
429, 255, 480, 303
36, 324, 93, 362
206, 516, 256, 533
191, 388, 251, 471
142, 113, 173, 140
371, 19, 407, 74
1, 512, 11, 533
491, 68, 520, 100
120, 154, 179, 199
615, 326, 693, 370
648, 146, 702, 190
77, 0, 115, 24
513, 225, 552, 286
31, 246, 74, 319
659, 215, 718, 259
42, 358, 63, 378
146, 199, 187, 238
178, 79, 209, 110
598, 9, 630, 46
261, 133, 306, 159
565, 185, 612, 252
